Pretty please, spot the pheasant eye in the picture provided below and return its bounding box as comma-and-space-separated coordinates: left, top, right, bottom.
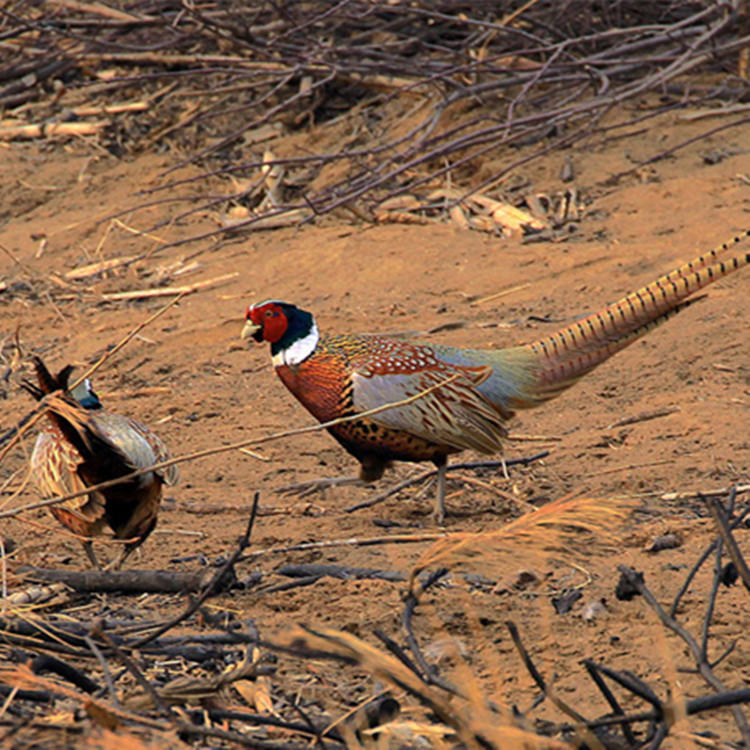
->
264, 309, 275, 318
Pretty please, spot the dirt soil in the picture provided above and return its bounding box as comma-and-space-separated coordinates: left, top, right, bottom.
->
1, 106, 749, 747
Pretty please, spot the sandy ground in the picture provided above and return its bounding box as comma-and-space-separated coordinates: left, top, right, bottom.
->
1, 105, 749, 747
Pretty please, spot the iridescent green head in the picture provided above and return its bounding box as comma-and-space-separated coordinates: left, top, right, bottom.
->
70, 378, 102, 410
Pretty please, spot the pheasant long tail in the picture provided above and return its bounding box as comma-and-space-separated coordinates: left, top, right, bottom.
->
508, 231, 750, 407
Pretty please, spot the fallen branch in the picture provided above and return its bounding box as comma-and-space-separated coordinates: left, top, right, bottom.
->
617, 564, 750, 743
237, 532, 445, 563
275, 563, 405, 583
129, 492, 259, 649
606, 406, 680, 429
704, 495, 750, 595
505, 620, 604, 750
0, 121, 109, 140
15, 566, 217, 594
661, 484, 750, 501
63, 254, 139, 280
100, 272, 238, 300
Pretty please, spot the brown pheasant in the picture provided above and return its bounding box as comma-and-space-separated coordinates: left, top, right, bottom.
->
243, 232, 749, 522
22, 357, 180, 568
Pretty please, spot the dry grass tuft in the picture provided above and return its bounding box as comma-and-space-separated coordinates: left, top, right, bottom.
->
410, 495, 636, 590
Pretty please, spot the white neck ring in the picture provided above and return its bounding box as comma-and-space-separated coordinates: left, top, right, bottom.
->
272, 323, 319, 367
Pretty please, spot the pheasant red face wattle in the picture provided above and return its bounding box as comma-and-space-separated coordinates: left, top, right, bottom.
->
243, 302, 290, 344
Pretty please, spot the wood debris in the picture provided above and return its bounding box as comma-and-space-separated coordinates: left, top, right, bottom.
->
100, 273, 238, 301
0, 121, 109, 140
0, 0, 743, 237
64, 256, 139, 281
606, 405, 680, 429
373, 188, 549, 236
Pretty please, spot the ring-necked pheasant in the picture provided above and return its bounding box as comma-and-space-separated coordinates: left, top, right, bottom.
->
22, 357, 180, 569
242, 232, 749, 523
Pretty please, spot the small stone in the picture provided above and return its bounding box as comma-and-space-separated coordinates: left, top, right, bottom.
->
645, 532, 681, 553
581, 598, 608, 622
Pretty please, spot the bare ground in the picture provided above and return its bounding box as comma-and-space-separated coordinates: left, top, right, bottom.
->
1, 106, 749, 747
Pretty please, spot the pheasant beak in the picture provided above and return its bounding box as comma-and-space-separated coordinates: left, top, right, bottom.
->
241, 321, 264, 343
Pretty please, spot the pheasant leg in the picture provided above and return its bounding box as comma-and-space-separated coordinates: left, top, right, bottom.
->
432, 457, 448, 525
81, 540, 101, 569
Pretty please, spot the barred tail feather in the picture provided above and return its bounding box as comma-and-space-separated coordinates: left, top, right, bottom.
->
515, 298, 700, 406
35, 394, 137, 485
21, 356, 74, 400
654, 229, 750, 285
510, 233, 750, 407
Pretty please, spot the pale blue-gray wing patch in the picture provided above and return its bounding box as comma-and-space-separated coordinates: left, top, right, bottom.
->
428, 343, 538, 416
91, 413, 180, 486
351, 367, 508, 454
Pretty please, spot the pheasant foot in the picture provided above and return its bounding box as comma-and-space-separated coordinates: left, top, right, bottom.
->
345, 450, 550, 517
278, 476, 370, 498
103, 545, 135, 571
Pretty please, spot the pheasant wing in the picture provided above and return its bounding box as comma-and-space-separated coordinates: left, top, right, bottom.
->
94, 414, 180, 486
351, 365, 508, 454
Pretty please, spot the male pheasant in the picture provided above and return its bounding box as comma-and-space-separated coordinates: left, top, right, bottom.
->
243, 232, 750, 523
22, 357, 180, 569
